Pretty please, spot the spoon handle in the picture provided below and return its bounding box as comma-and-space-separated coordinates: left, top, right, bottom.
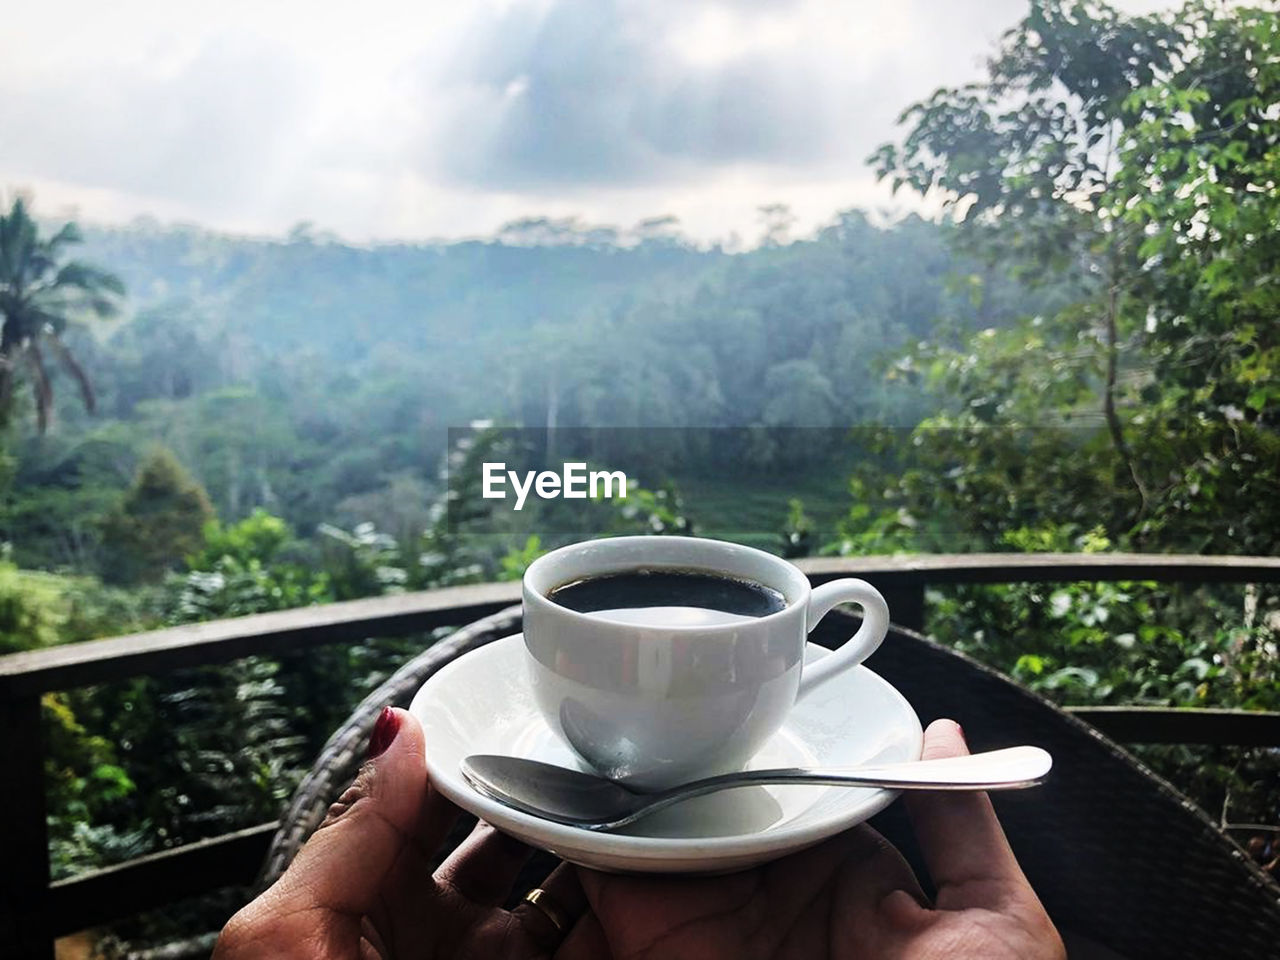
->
653, 746, 1053, 800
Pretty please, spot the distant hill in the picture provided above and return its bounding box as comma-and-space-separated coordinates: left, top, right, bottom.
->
5, 210, 1047, 569
79, 223, 721, 362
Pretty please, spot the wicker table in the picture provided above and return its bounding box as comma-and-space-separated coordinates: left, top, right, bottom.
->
261, 606, 1280, 959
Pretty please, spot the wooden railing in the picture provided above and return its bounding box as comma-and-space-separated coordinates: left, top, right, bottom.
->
3, 554, 1280, 959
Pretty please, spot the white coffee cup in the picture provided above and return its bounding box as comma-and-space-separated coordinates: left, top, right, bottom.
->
522, 536, 890, 790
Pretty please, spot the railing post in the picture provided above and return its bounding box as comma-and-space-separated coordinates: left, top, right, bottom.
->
0, 692, 55, 959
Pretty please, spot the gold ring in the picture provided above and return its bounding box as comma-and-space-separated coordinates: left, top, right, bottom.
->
522, 887, 569, 933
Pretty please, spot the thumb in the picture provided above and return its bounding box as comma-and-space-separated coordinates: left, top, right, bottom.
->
269, 706, 429, 916
904, 719, 1029, 908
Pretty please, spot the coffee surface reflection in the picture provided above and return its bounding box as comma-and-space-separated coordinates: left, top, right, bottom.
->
548, 568, 787, 626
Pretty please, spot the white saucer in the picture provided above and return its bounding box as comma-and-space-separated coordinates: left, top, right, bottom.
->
410, 634, 922, 874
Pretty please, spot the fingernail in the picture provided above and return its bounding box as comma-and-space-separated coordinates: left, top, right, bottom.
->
369, 706, 401, 759
955, 722, 966, 745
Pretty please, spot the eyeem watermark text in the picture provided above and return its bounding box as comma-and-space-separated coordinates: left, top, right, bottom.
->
482, 462, 628, 511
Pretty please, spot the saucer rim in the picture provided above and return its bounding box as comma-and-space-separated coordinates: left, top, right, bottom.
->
412, 633, 923, 860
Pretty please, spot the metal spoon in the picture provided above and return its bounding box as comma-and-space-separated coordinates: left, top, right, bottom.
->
461, 745, 1052, 831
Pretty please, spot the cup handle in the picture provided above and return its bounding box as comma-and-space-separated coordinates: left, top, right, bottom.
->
796, 578, 890, 699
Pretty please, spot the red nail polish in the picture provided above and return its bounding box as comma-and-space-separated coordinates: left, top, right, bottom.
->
369, 706, 401, 759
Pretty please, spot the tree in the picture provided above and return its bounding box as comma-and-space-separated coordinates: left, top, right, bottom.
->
847, 4, 1280, 858
866, 0, 1280, 555
758, 203, 797, 247
1108, 3, 1280, 553
0, 196, 125, 431
100, 448, 214, 584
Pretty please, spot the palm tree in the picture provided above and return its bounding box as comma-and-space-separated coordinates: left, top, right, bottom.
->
0, 195, 124, 431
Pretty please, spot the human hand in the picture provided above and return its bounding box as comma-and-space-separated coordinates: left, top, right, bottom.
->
578, 718, 1065, 960
213, 707, 608, 960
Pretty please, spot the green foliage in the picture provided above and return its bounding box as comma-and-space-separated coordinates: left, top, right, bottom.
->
827, 472, 922, 556
843, 0, 1280, 868
1106, 2, 1280, 555
0, 561, 152, 653
924, 563, 1280, 842
932, 547, 1279, 712
0, 569, 154, 879
166, 511, 329, 621
55, 513, 328, 873
43, 692, 148, 880
779, 498, 814, 558
0, 561, 68, 653
499, 535, 545, 581
864, 0, 1280, 557
0, 420, 142, 569
100, 448, 215, 585
413, 425, 521, 588
317, 522, 408, 598
0, 201, 1061, 575
84, 659, 306, 855
190, 509, 292, 570
609, 481, 693, 537
0, 207, 1033, 566
0, 196, 124, 431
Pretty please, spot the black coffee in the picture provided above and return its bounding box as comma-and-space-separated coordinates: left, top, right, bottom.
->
548, 568, 787, 621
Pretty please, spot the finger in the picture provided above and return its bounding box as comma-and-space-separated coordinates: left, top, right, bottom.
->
433, 820, 533, 905
758, 824, 923, 930
269, 707, 434, 916
555, 910, 612, 960
359, 915, 390, 960
368, 760, 470, 949
764, 825, 925, 957
513, 863, 589, 953
904, 719, 1028, 904
536, 862, 589, 920
578, 828, 912, 959
832, 824, 927, 909
410, 745, 469, 864
368, 730, 470, 941
578, 859, 756, 951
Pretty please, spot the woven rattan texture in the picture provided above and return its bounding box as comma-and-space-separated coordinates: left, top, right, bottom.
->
257, 605, 525, 890
261, 606, 1280, 958
828, 614, 1280, 960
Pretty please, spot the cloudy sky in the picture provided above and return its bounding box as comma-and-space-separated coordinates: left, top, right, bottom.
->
0, 0, 1170, 245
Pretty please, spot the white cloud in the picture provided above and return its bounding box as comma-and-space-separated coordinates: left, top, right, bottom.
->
0, 0, 1181, 243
